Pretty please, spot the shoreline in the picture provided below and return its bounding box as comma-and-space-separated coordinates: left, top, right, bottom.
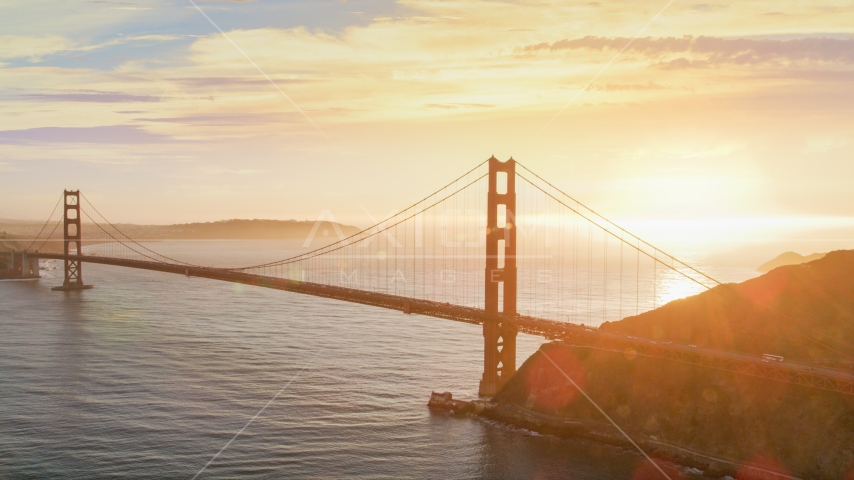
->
428, 392, 799, 479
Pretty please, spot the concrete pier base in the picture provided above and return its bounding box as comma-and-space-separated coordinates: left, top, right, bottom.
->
52, 283, 94, 291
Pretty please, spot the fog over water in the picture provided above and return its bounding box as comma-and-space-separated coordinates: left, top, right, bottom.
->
0, 240, 765, 479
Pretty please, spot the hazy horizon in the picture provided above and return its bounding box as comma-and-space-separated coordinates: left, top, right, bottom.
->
4, 213, 853, 264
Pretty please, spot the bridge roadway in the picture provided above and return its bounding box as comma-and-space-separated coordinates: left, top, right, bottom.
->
36, 254, 854, 397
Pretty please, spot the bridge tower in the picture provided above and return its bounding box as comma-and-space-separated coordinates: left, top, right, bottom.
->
52, 190, 93, 291
479, 157, 518, 397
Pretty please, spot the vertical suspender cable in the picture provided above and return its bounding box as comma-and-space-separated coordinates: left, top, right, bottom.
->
573, 202, 578, 323
652, 250, 658, 309
603, 228, 607, 324
620, 233, 623, 320
587, 223, 592, 326
636, 239, 640, 316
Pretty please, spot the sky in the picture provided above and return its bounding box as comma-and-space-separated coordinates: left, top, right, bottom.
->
1, 0, 853, 253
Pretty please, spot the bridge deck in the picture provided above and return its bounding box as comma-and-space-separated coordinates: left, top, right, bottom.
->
34, 254, 854, 397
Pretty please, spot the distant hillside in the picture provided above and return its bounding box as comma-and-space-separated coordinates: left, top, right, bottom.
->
111, 219, 361, 240
602, 249, 854, 363
757, 250, 826, 272
0, 232, 24, 253
0, 219, 361, 242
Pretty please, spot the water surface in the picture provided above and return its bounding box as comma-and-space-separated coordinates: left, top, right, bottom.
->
0, 241, 735, 479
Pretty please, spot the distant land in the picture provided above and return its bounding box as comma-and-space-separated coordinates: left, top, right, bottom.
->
0, 219, 361, 247
757, 250, 826, 272
0, 232, 24, 253
493, 249, 854, 478
96, 219, 362, 241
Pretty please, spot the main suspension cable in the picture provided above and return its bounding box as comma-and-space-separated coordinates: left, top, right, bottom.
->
231, 160, 489, 271
27, 192, 64, 250
79, 209, 189, 265
233, 173, 489, 270
80, 193, 199, 267
516, 172, 718, 292
36, 215, 64, 253
516, 161, 722, 289
517, 167, 853, 361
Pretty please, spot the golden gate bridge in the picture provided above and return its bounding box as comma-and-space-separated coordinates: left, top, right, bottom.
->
21, 157, 854, 398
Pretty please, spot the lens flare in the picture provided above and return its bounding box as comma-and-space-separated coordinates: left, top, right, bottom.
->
525, 347, 586, 411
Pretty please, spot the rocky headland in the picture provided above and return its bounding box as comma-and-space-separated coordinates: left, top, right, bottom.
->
485, 250, 854, 478
757, 251, 827, 273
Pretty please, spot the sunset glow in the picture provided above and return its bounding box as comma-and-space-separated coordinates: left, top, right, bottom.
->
3, 2, 854, 478
1, 0, 853, 242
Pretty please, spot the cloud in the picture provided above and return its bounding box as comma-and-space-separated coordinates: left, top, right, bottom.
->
689, 3, 728, 12
16, 91, 161, 103
169, 76, 309, 88
0, 35, 76, 61
423, 103, 495, 109
0, 126, 175, 145
134, 113, 303, 127
0, 33, 186, 62
590, 82, 670, 92
521, 35, 854, 67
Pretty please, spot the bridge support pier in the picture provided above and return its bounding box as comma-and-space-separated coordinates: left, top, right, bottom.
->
52, 190, 93, 292
0, 251, 40, 280
479, 157, 517, 397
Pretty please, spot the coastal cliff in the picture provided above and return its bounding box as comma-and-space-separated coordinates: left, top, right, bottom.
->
600, 250, 854, 366
492, 342, 854, 478
490, 250, 854, 478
